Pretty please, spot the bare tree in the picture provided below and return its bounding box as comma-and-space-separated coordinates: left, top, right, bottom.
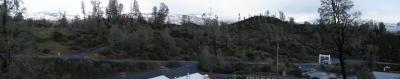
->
265, 10, 270, 17
279, 11, 285, 21
81, 0, 86, 19
318, 0, 361, 78
90, 0, 103, 18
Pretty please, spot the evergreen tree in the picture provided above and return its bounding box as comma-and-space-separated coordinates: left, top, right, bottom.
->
397, 22, 400, 26
130, 0, 144, 22
58, 11, 68, 27
378, 22, 386, 34
131, 0, 141, 17
289, 17, 295, 25
151, 6, 157, 23
0, 0, 24, 75
106, 0, 123, 24
108, 25, 128, 50
153, 3, 169, 25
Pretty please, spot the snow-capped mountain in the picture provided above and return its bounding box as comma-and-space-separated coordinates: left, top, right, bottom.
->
385, 23, 400, 32
167, 14, 204, 25
26, 11, 205, 25
25, 11, 77, 20
141, 13, 204, 25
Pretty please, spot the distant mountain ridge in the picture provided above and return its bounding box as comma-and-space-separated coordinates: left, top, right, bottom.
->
140, 13, 205, 25
25, 11, 76, 20
385, 23, 400, 32
25, 11, 205, 25
24, 11, 400, 32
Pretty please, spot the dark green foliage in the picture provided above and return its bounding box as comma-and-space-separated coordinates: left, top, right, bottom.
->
378, 22, 386, 34
12, 58, 160, 79
1, 0, 400, 78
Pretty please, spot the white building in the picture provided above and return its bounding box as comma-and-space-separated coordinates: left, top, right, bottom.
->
319, 54, 331, 65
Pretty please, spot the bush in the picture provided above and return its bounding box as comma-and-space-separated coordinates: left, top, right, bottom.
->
98, 47, 113, 56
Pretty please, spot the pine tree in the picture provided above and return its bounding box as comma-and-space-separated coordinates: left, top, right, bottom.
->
289, 17, 295, 26
130, 0, 144, 22
151, 6, 157, 23
106, 0, 123, 24
131, 0, 141, 17
397, 22, 400, 26
153, 3, 169, 25
378, 22, 386, 34
58, 11, 68, 27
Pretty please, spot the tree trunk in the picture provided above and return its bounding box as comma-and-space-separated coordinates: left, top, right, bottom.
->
2, 0, 10, 74
339, 45, 347, 79
338, 26, 347, 79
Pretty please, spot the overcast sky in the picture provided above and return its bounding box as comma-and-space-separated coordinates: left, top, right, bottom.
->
23, 0, 400, 23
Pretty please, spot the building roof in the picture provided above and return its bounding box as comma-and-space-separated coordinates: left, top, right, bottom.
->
175, 73, 208, 79
149, 75, 169, 79
373, 71, 400, 79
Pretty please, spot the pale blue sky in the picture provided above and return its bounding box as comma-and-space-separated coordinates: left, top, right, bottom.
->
23, 0, 400, 23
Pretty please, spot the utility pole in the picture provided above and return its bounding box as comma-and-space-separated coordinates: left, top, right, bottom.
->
276, 43, 279, 76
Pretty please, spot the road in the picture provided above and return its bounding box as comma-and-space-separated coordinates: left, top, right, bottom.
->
68, 47, 104, 59
331, 58, 399, 65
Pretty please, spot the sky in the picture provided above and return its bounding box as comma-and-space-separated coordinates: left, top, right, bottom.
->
22, 0, 400, 23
